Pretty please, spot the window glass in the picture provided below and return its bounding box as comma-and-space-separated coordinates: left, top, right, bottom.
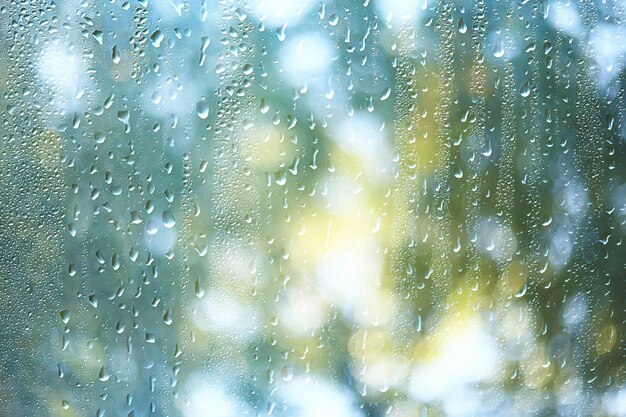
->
0, 1, 624, 416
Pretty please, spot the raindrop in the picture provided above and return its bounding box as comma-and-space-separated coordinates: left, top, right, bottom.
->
146, 220, 158, 235
243, 63, 254, 76
195, 280, 204, 298
163, 309, 173, 325
457, 17, 467, 34
493, 36, 504, 58
520, 81, 530, 97
380, 87, 391, 101
150, 30, 164, 47
196, 100, 209, 119
98, 367, 110, 382
112, 45, 121, 64
162, 211, 176, 228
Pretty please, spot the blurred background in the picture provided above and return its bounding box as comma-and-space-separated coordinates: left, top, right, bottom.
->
0, 0, 624, 416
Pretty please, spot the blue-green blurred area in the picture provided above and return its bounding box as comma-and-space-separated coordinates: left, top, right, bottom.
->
0, 0, 624, 416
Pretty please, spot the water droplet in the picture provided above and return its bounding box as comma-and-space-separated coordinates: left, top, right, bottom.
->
520, 81, 530, 97
162, 211, 176, 228
493, 37, 504, 58
146, 220, 158, 235
98, 366, 110, 382
260, 98, 269, 113
150, 30, 164, 48
59, 310, 70, 324
457, 17, 467, 34
92, 30, 103, 45
195, 280, 205, 298
196, 100, 209, 119
280, 365, 293, 382
112, 45, 121, 64
380, 87, 391, 101
163, 309, 173, 325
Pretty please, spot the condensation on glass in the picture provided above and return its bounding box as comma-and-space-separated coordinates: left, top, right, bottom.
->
0, 1, 624, 417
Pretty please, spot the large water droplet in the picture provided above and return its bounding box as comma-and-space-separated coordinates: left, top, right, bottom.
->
196, 100, 209, 119
493, 37, 504, 58
520, 81, 530, 97
162, 211, 176, 228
